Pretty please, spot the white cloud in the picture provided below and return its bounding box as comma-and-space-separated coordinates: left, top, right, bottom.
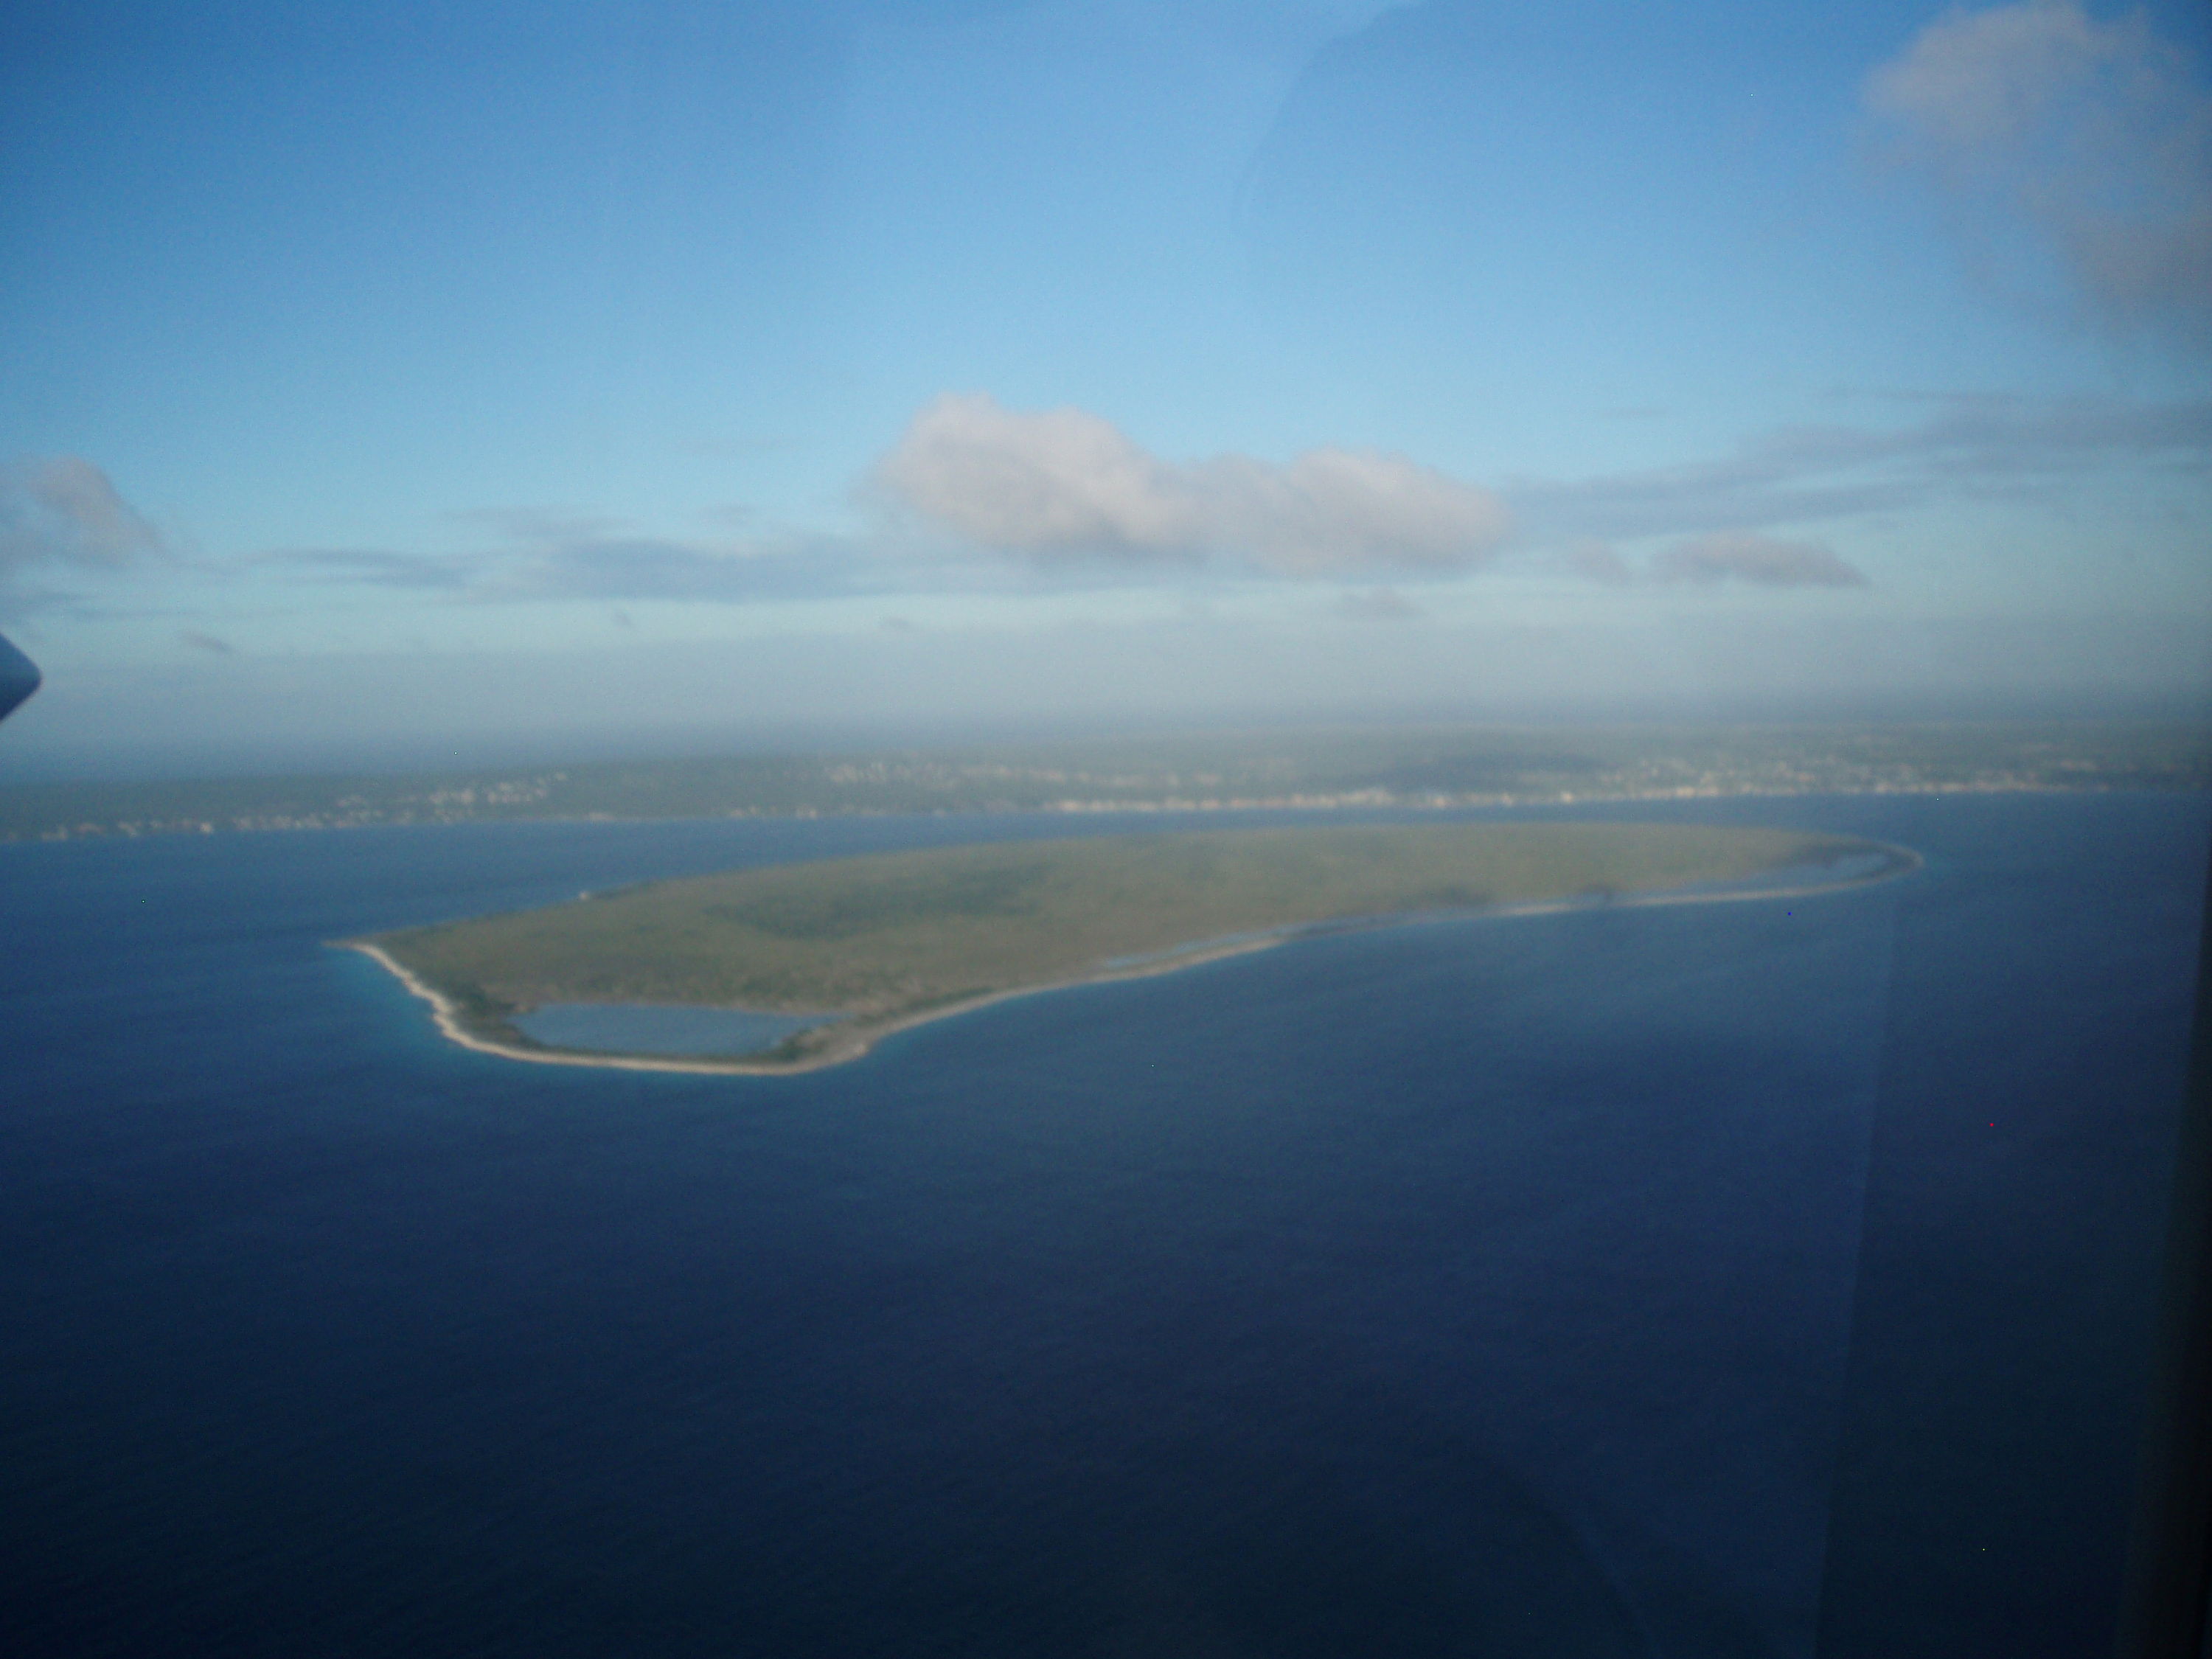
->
1653, 533, 1870, 589
1865, 1, 2212, 339
0, 456, 164, 575
1870, 0, 2118, 149
874, 392, 1512, 576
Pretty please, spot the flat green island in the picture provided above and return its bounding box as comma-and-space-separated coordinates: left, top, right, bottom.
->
350, 821, 1914, 1074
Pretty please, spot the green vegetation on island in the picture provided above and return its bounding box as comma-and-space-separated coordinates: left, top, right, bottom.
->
361, 821, 1907, 1071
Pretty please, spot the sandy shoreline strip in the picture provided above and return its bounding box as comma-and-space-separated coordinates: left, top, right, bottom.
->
341, 842, 1923, 1078
340, 933, 1293, 1077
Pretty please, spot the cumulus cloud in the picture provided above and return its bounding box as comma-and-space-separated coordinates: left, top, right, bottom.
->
268, 391, 2180, 613
1652, 533, 1871, 588
0, 456, 163, 576
180, 630, 235, 655
874, 392, 1512, 576
1865, 1, 2212, 339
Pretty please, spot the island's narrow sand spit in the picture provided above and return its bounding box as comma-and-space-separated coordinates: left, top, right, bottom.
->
341, 843, 1922, 1077
341, 932, 1295, 1076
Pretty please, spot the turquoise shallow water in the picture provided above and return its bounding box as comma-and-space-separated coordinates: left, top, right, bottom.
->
0, 795, 2202, 1657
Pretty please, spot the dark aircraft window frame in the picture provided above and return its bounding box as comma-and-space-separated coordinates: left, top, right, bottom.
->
2115, 841, 2212, 1658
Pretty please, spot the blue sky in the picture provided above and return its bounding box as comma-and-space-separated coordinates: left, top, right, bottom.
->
2, 0, 2208, 774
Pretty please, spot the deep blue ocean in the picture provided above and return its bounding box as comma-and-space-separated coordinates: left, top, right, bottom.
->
3, 793, 2203, 1658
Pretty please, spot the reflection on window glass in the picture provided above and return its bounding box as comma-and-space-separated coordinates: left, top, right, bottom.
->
1, 3, 2206, 1654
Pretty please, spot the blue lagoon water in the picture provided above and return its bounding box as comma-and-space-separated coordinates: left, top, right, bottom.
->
513, 1003, 832, 1057
1, 796, 2202, 1657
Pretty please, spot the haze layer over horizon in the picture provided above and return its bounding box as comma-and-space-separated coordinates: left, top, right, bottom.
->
2, 0, 2208, 777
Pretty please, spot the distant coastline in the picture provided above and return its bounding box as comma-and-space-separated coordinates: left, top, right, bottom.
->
8, 716, 2202, 844
343, 838, 1921, 1078
5, 781, 2173, 844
